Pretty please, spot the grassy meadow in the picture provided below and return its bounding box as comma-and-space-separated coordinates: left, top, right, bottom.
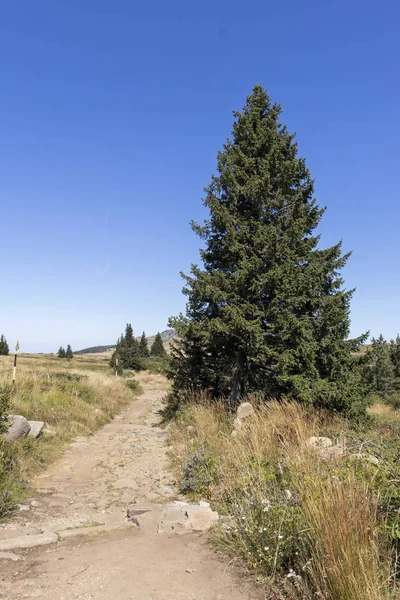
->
0, 352, 141, 518
167, 395, 400, 600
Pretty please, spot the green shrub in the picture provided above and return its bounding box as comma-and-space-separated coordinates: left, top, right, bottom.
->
0, 440, 28, 519
51, 372, 87, 382
0, 384, 12, 435
142, 355, 170, 376
384, 394, 400, 411
125, 379, 141, 394
181, 446, 218, 495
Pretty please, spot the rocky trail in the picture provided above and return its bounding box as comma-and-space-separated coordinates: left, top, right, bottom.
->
0, 374, 262, 600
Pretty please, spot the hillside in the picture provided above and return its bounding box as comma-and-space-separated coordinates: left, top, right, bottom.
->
75, 329, 176, 354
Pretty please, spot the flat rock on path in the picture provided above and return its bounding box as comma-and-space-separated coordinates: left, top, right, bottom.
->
0, 373, 261, 600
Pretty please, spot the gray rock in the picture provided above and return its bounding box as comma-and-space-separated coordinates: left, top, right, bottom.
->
284, 489, 292, 501
319, 445, 345, 460
188, 508, 219, 532
236, 402, 255, 420
305, 436, 333, 449
158, 501, 219, 534
186, 425, 196, 434
233, 417, 243, 432
0, 551, 23, 561
43, 426, 55, 436
4, 415, 31, 441
27, 421, 44, 438
348, 452, 379, 466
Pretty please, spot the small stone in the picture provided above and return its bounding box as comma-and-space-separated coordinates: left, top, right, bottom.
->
284, 489, 292, 501
305, 436, 333, 449
186, 425, 195, 434
319, 445, 345, 460
43, 426, 55, 436
30, 500, 41, 508
17, 504, 30, 512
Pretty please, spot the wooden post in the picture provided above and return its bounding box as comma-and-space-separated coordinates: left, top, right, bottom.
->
13, 340, 19, 385
115, 357, 119, 378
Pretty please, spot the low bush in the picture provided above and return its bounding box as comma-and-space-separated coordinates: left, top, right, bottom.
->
125, 378, 142, 394
0, 383, 12, 435
181, 446, 218, 495
142, 355, 170, 376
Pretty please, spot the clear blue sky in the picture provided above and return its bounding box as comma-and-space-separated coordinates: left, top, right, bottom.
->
1, 0, 399, 352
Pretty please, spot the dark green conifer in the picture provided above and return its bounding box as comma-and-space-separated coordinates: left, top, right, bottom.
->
65, 344, 74, 359
150, 333, 166, 357
169, 85, 366, 412
57, 346, 66, 359
139, 332, 149, 358
390, 334, 400, 379
0, 335, 9, 356
110, 324, 142, 371
364, 335, 394, 397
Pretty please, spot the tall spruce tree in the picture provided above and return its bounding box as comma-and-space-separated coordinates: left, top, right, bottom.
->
139, 332, 149, 358
65, 344, 74, 359
169, 85, 366, 412
150, 332, 166, 357
57, 346, 66, 359
0, 335, 9, 356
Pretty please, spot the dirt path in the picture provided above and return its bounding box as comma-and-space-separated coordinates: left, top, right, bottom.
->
0, 374, 262, 600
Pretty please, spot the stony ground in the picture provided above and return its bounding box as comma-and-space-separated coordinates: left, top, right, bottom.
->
0, 373, 262, 600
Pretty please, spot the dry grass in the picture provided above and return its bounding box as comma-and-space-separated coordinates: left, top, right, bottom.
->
168, 397, 394, 600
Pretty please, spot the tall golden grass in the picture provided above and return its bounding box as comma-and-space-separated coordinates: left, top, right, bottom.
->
169, 398, 394, 600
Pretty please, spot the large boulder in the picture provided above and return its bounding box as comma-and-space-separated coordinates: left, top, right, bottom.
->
4, 415, 31, 441
232, 402, 255, 435
237, 402, 255, 420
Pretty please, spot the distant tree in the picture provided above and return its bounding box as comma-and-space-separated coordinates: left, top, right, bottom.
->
57, 346, 66, 359
110, 350, 123, 375
110, 324, 142, 371
0, 334, 9, 356
139, 332, 149, 358
150, 332, 167, 357
390, 334, 400, 379
365, 335, 394, 397
65, 345, 74, 359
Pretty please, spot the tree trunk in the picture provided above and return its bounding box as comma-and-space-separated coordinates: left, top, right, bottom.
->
231, 353, 241, 406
